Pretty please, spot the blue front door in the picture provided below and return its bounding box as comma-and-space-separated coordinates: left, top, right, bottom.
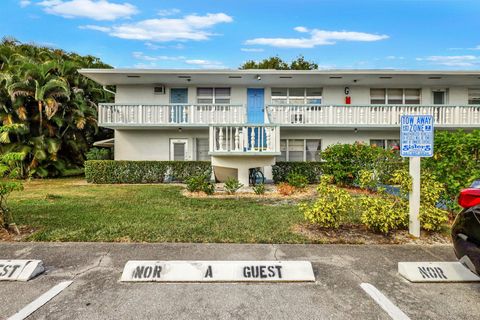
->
247, 88, 264, 124
170, 88, 188, 123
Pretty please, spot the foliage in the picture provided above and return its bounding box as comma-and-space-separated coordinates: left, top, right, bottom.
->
85, 147, 111, 160
272, 162, 323, 184
392, 169, 449, 232
359, 193, 408, 235
0, 38, 113, 178
277, 182, 295, 196
0, 180, 23, 231
224, 177, 243, 194
252, 183, 266, 195
84, 160, 211, 184
186, 174, 215, 195
287, 172, 308, 189
321, 143, 405, 186
358, 169, 377, 191
300, 175, 353, 228
239, 55, 318, 70
423, 130, 480, 210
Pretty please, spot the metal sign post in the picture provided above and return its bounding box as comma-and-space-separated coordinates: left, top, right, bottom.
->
400, 115, 434, 237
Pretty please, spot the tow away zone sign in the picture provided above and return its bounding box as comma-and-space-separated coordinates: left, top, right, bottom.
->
120, 261, 315, 282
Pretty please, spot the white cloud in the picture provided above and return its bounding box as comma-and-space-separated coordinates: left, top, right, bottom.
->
245, 27, 389, 48
38, 0, 138, 21
132, 51, 185, 61
185, 59, 226, 69
416, 55, 479, 67
132, 52, 226, 69
240, 48, 264, 52
85, 13, 233, 42
19, 0, 31, 7
386, 55, 405, 60
79, 24, 111, 32
157, 8, 180, 16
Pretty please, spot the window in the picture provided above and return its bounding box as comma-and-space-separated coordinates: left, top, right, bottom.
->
196, 138, 210, 161
197, 88, 231, 104
278, 139, 322, 161
288, 140, 304, 162
370, 88, 421, 105
271, 88, 322, 104
370, 139, 400, 150
370, 89, 386, 104
468, 89, 480, 105
405, 89, 421, 104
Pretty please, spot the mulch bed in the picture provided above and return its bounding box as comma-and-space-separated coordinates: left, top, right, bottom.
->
0, 226, 36, 242
293, 223, 451, 245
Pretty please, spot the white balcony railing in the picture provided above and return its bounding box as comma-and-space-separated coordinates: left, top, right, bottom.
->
98, 103, 246, 126
209, 125, 280, 155
266, 104, 480, 127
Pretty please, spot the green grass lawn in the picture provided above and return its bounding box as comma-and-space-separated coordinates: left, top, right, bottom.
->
8, 178, 308, 243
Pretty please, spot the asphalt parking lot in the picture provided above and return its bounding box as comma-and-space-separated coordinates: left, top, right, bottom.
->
0, 243, 479, 320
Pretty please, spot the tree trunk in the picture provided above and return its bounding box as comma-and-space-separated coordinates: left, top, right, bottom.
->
38, 100, 43, 134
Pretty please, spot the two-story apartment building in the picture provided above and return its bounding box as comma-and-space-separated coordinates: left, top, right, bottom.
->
79, 69, 480, 185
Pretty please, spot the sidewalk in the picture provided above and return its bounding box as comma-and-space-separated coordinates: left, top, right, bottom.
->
0, 243, 478, 319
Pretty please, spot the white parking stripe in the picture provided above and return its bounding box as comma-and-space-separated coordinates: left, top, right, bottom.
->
360, 283, 411, 320
8, 281, 73, 320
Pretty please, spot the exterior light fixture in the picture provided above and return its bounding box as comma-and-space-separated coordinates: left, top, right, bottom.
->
354, 128, 358, 133
256, 75, 261, 81
178, 127, 182, 133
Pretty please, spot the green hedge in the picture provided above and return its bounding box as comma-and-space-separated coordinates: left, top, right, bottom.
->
84, 160, 211, 184
272, 162, 323, 184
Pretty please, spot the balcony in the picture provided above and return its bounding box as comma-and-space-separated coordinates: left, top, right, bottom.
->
98, 103, 246, 128
266, 104, 480, 128
209, 125, 280, 156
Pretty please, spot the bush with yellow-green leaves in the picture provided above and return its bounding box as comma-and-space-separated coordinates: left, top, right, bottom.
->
300, 175, 353, 229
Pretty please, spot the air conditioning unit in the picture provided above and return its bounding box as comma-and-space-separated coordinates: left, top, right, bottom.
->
153, 85, 166, 95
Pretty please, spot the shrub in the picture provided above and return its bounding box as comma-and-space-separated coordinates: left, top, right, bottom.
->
272, 162, 323, 184
0, 181, 23, 233
277, 182, 295, 196
300, 177, 353, 228
85, 148, 112, 160
202, 181, 215, 195
390, 169, 449, 231
186, 174, 210, 192
287, 172, 308, 189
224, 177, 243, 194
423, 129, 480, 210
321, 143, 404, 186
85, 160, 211, 184
359, 194, 408, 234
186, 174, 215, 195
358, 169, 376, 191
252, 183, 266, 195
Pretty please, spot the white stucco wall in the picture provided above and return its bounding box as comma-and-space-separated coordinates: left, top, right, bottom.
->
114, 129, 209, 161
115, 84, 472, 106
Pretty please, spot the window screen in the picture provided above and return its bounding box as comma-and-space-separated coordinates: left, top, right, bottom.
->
197, 88, 213, 104
468, 89, 480, 105
173, 142, 186, 161
196, 138, 210, 161
271, 88, 288, 104
370, 139, 386, 149
288, 140, 304, 162
371, 89, 386, 104
405, 89, 421, 104
387, 89, 403, 104
278, 139, 287, 161
306, 139, 321, 161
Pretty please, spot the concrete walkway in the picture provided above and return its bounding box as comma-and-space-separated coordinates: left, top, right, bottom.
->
0, 243, 478, 319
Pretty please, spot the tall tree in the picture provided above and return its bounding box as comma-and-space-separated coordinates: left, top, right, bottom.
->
0, 38, 113, 178
239, 55, 318, 70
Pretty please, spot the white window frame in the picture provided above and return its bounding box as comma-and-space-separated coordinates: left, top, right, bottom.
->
468, 88, 480, 105
370, 88, 421, 105
271, 88, 323, 105
279, 138, 322, 161
170, 139, 189, 161
197, 87, 231, 104
369, 139, 400, 150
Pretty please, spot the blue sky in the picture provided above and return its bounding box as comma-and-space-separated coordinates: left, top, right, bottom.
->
2, 0, 480, 69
